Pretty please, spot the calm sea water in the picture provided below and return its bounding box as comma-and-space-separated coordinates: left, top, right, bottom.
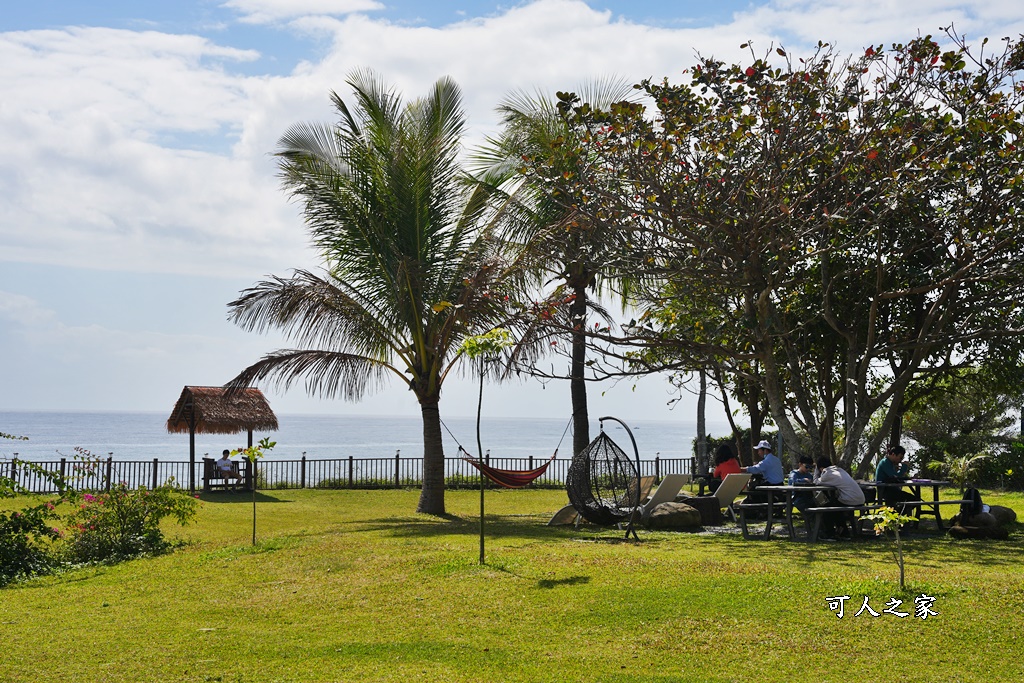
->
0, 411, 724, 463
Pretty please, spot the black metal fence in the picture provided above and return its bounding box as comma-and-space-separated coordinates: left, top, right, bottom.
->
2, 455, 695, 494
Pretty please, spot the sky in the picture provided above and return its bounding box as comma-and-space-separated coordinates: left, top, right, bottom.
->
1, 0, 1022, 422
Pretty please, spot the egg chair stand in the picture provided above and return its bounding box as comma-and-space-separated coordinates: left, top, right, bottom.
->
566, 415, 643, 540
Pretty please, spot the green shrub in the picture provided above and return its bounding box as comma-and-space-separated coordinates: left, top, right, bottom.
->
0, 500, 62, 586
445, 473, 498, 489
2, 455, 64, 586
976, 441, 1024, 490
63, 483, 199, 563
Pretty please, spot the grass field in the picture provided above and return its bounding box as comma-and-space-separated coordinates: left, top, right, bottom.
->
2, 487, 1023, 682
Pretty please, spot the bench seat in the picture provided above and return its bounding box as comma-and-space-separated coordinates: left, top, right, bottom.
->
805, 504, 884, 542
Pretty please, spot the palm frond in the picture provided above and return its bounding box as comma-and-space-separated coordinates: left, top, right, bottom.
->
227, 270, 409, 365
225, 349, 399, 401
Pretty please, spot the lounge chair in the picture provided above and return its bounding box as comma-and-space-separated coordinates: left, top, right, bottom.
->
640, 473, 691, 519
547, 504, 579, 526
712, 473, 751, 521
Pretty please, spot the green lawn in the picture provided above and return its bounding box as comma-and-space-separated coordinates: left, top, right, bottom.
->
3, 488, 1023, 683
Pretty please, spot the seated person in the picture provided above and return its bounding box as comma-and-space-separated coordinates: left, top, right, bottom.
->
216, 449, 242, 486
701, 444, 742, 494
874, 445, 920, 512
745, 440, 785, 486
813, 457, 866, 538
788, 455, 815, 515
741, 440, 785, 514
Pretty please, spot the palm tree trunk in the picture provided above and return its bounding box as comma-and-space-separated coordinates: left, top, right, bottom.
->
417, 396, 447, 515
570, 287, 590, 457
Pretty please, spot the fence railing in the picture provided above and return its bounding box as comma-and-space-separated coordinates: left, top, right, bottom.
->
2, 455, 695, 495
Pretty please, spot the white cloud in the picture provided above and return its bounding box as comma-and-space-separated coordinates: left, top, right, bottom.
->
222, 0, 384, 24
0, 291, 57, 327
5, 1, 1018, 282
736, 0, 1024, 50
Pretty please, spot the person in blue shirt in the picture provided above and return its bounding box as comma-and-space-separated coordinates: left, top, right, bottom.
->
746, 439, 784, 485
745, 444, 782, 485
788, 455, 815, 515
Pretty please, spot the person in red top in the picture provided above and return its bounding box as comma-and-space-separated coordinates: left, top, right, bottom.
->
701, 444, 742, 494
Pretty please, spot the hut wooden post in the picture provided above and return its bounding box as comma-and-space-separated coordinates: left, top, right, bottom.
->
188, 411, 196, 494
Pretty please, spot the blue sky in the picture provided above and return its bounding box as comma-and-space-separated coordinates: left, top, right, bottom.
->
2, 0, 1022, 420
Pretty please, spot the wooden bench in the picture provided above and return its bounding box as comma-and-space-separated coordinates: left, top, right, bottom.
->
805, 504, 885, 542
202, 458, 250, 492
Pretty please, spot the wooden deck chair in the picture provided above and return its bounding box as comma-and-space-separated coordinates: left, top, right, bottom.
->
640, 473, 691, 518
625, 475, 657, 507
547, 504, 579, 526
713, 473, 751, 521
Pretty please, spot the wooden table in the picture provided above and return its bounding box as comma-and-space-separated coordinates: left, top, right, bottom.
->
740, 484, 835, 540
859, 479, 958, 529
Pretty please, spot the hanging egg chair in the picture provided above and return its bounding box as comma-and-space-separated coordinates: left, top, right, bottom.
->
566, 416, 642, 530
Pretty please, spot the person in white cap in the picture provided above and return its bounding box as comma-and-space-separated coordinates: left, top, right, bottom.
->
746, 439, 784, 485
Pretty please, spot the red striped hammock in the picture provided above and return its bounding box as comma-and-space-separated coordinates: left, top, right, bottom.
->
459, 448, 557, 489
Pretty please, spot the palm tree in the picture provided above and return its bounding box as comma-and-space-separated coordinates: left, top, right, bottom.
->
226, 71, 523, 515
470, 79, 635, 459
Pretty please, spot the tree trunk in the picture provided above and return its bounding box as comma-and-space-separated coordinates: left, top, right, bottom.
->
570, 285, 590, 457
416, 396, 446, 515
744, 385, 763, 467
696, 368, 708, 472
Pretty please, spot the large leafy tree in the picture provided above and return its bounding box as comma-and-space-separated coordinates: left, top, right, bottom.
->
533, 31, 1024, 472
227, 71, 524, 515
470, 79, 635, 458
903, 368, 1016, 468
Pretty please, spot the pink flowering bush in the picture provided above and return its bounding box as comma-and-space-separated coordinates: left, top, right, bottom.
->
64, 482, 199, 563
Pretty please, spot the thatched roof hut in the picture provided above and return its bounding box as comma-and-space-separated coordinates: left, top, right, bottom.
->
167, 386, 278, 492
167, 386, 278, 435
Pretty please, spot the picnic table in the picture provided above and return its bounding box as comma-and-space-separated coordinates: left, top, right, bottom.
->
859, 479, 963, 529
737, 484, 836, 540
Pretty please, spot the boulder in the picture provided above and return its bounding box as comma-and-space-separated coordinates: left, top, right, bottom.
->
988, 505, 1017, 525
951, 510, 999, 528
645, 501, 702, 530
970, 511, 1000, 528
675, 495, 725, 526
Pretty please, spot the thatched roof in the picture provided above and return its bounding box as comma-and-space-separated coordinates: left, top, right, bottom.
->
166, 386, 279, 435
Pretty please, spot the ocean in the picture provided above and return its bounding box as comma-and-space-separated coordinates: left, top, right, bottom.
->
0, 410, 726, 464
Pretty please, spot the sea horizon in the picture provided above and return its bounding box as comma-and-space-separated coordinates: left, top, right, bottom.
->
1, 410, 732, 464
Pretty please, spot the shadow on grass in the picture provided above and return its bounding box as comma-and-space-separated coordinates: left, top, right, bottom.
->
700, 524, 1023, 569
352, 513, 632, 544
341, 510, 1024, 570
536, 575, 590, 589
196, 491, 290, 504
